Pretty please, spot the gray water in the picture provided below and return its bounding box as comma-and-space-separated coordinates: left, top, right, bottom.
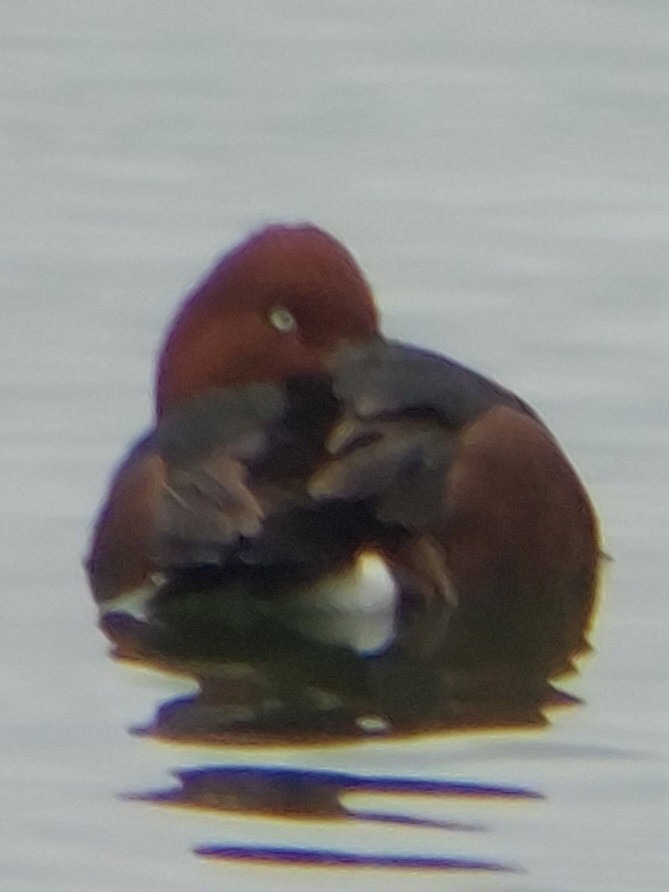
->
2, 2, 668, 890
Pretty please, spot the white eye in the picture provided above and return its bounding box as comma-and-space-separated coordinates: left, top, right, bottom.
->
268, 305, 297, 333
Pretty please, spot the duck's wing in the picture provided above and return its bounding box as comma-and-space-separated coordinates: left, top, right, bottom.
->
309, 336, 515, 532
309, 417, 454, 532
329, 336, 538, 427
86, 382, 288, 602
154, 375, 350, 580
153, 383, 285, 569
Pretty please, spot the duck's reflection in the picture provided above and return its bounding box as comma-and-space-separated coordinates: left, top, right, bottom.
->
133, 668, 578, 745
105, 604, 584, 874
196, 843, 514, 872
130, 764, 539, 871
104, 596, 581, 746
133, 763, 539, 823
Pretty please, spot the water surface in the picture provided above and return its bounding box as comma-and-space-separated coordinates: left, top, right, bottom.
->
2, 2, 668, 890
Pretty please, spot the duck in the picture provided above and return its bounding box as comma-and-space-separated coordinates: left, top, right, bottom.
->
87, 224, 599, 726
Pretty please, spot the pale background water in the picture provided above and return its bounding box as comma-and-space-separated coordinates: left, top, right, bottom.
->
1, 1, 668, 890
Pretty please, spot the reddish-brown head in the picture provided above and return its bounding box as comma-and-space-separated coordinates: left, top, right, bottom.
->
156, 225, 379, 418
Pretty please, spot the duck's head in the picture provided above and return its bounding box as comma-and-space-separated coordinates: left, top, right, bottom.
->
155, 225, 379, 418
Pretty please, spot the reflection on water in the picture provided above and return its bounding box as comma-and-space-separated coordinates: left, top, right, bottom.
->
100, 595, 586, 873
195, 843, 513, 872
131, 764, 539, 871
133, 763, 540, 821
130, 666, 580, 746
105, 608, 583, 744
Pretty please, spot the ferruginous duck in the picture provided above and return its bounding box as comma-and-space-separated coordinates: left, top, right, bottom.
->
87, 224, 599, 722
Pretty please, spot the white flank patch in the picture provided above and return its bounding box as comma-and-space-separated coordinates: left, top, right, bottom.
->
97, 560, 399, 657
97, 578, 161, 623
284, 552, 398, 655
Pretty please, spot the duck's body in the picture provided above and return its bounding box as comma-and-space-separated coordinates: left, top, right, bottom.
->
88, 225, 599, 724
